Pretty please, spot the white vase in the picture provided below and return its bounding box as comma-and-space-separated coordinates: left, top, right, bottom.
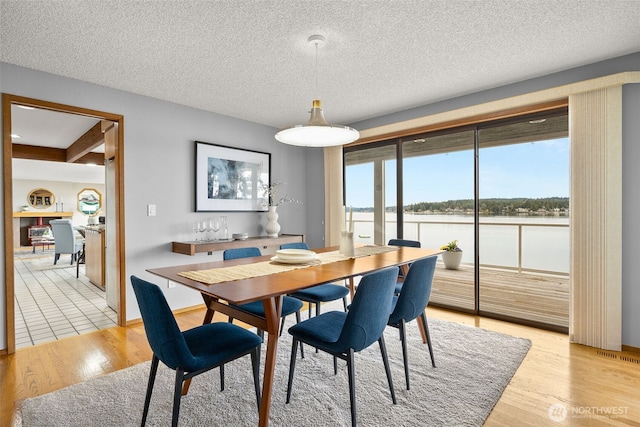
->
442, 251, 463, 270
265, 206, 280, 237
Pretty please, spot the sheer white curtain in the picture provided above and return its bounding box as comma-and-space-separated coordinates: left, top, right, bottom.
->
323, 146, 343, 246
569, 86, 622, 350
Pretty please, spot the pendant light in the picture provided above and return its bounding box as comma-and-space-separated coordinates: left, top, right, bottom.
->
275, 35, 360, 147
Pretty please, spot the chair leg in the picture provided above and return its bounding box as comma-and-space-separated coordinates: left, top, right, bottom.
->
333, 355, 338, 375
294, 311, 304, 359
346, 349, 357, 427
141, 355, 159, 427
379, 335, 397, 404
172, 368, 186, 427
54, 253, 60, 265
420, 313, 436, 368
286, 338, 299, 404
220, 363, 225, 391
314, 304, 320, 353
342, 296, 348, 312
251, 346, 262, 410
399, 319, 410, 390
308, 301, 312, 319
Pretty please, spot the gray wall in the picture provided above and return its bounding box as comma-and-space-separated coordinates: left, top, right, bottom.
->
0, 62, 310, 347
622, 84, 640, 347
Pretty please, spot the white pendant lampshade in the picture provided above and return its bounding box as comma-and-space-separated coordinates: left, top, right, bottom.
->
275, 35, 360, 147
275, 99, 360, 147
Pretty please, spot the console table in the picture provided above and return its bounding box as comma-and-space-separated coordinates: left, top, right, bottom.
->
172, 234, 304, 256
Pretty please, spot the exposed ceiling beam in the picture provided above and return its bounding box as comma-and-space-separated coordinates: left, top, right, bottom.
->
66, 121, 104, 163
12, 144, 103, 165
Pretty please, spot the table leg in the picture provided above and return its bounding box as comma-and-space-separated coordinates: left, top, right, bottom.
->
201, 294, 217, 325
258, 295, 283, 427
348, 277, 355, 300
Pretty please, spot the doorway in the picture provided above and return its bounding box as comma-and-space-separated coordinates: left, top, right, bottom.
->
3, 94, 126, 354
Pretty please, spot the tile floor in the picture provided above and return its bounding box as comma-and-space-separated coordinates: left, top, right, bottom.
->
13, 248, 117, 349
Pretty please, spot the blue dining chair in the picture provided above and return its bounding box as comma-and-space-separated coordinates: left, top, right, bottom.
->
285, 266, 399, 427
280, 242, 349, 318
387, 255, 437, 390
387, 238, 421, 294
130, 275, 262, 427
223, 247, 304, 343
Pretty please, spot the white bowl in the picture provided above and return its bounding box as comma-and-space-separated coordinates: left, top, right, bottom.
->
232, 233, 249, 240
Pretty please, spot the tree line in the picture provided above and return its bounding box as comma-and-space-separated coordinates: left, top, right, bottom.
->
354, 197, 570, 215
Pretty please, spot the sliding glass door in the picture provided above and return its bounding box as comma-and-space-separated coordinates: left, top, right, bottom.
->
401, 129, 476, 310
344, 107, 570, 330
344, 143, 396, 245
477, 113, 569, 328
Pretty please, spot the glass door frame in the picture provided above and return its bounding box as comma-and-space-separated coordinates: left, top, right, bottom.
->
343, 106, 569, 332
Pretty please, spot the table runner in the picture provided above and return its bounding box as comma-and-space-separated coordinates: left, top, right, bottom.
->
177, 245, 399, 285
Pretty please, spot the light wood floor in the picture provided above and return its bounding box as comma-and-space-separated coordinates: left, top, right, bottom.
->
1, 306, 639, 426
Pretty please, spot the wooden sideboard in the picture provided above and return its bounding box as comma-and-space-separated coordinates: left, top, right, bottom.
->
172, 234, 304, 256
84, 228, 105, 290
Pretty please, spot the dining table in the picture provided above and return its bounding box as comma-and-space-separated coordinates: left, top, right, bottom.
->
147, 244, 441, 427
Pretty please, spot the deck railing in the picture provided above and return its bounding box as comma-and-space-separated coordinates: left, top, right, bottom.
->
351, 218, 570, 276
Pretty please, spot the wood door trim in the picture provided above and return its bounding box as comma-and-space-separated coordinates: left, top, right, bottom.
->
2, 93, 126, 353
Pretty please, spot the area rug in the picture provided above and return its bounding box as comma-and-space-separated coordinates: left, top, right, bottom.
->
16, 311, 531, 426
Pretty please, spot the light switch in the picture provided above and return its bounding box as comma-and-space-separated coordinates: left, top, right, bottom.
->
147, 204, 157, 216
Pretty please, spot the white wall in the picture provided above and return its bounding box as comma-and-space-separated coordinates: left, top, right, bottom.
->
13, 179, 106, 226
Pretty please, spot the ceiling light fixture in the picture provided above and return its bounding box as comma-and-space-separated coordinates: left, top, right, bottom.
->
275, 35, 359, 147
11, 134, 21, 138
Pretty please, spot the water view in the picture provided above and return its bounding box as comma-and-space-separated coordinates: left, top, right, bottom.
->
351, 212, 570, 275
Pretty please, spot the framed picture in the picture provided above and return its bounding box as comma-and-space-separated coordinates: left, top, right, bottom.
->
195, 141, 270, 212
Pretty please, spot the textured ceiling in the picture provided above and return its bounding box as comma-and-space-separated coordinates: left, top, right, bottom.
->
2, 0, 640, 131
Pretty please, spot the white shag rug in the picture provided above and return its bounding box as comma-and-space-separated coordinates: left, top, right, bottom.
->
16, 311, 530, 426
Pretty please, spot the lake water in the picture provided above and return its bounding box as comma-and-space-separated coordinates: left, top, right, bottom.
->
351, 212, 570, 274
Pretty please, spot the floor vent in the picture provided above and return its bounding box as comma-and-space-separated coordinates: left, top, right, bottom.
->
597, 350, 617, 359
620, 355, 640, 365
596, 350, 640, 364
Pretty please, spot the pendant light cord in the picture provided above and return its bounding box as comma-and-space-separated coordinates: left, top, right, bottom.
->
314, 41, 319, 100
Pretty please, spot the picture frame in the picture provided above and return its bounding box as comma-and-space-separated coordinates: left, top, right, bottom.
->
195, 141, 270, 212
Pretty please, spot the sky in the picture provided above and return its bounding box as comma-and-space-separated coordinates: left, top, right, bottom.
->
346, 138, 569, 208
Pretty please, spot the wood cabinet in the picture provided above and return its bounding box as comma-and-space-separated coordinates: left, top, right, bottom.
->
84, 228, 105, 290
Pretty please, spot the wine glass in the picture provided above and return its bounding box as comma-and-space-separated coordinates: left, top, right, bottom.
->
198, 221, 207, 241
192, 222, 199, 242
206, 219, 214, 241
211, 217, 220, 241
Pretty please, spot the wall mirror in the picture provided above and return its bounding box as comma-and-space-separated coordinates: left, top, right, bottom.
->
27, 188, 55, 209
77, 188, 102, 216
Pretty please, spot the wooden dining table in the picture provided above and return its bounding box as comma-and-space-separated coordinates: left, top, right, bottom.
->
147, 245, 441, 427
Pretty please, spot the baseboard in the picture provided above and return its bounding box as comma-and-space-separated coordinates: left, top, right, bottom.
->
622, 344, 640, 355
